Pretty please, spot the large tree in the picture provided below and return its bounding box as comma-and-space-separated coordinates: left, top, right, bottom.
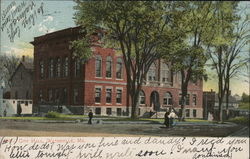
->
223, 9, 250, 119
163, 2, 215, 121
72, 1, 178, 118
207, 2, 240, 122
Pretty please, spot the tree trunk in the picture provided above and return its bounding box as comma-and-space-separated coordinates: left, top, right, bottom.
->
180, 96, 186, 121
225, 80, 230, 120
130, 91, 139, 119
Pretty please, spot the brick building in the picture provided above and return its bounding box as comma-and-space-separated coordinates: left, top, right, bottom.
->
32, 27, 203, 118
203, 90, 239, 120
10, 56, 33, 100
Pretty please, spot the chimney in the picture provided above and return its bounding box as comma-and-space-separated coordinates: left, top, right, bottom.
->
22, 55, 25, 62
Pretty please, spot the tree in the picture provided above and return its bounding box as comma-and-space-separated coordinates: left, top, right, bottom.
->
242, 92, 250, 103
0, 54, 20, 88
223, 8, 250, 119
163, 2, 214, 121
207, 2, 239, 122
72, 1, 178, 118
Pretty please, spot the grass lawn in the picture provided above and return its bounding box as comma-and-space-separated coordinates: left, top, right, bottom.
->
239, 102, 250, 110
0, 116, 77, 121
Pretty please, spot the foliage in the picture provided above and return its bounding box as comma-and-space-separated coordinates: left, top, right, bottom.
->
45, 111, 61, 118
242, 93, 250, 103
163, 1, 216, 120
239, 102, 250, 110
207, 2, 249, 122
0, 54, 20, 88
70, 38, 92, 62
73, 1, 179, 118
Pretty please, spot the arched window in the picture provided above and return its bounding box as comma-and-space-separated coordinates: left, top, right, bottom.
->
161, 63, 170, 82
163, 92, 172, 105
74, 58, 81, 77
139, 90, 145, 105
63, 57, 69, 77
116, 58, 123, 79
147, 63, 157, 81
95, 55, 102, 77
56, 58, 61, 77
39, 60, 44, 79
106, 56, 112, 78
49, 58, 54, 78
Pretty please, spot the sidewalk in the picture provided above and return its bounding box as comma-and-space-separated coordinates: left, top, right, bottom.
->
228, 127, 249, 137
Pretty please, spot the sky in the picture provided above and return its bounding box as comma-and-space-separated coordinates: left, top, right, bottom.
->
0, 0, 249, 96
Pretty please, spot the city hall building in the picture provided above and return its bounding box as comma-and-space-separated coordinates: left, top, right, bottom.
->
31, 27, 203, 118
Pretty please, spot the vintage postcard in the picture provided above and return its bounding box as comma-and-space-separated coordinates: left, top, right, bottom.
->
0, 1, 249, 159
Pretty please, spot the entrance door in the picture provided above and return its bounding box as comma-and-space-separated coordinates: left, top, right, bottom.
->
150, 91, 160, 111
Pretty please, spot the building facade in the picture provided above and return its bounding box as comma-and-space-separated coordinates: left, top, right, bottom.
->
203, 90, 240, 120
10, 56, 33, 100
32, 27, 203, 118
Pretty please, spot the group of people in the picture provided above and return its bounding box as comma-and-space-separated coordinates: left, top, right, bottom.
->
164, 109, 178, 128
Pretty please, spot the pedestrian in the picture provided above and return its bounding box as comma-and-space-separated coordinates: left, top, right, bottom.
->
88, 109, 93, 124
169, 109, 177, 127
164, 111, 170, 128
3, 109, 7, 117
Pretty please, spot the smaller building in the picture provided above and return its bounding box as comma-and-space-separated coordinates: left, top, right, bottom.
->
203, 90, 239, 120
9, 56, 33, 100
0, 99, 33, 117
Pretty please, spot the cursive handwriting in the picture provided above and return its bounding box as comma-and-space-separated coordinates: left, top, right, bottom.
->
1, 1, 44, 42
0, 137, 248, 159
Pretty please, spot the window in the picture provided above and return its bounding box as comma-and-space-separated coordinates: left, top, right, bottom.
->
117, 108, 122, 116
179, 94, 182, 105
179, 94, 190, 105
192, 94, 197, 106
163, 92, 172, 105
95, 55, 102, 77
193, 109, 197, 118
139, 90, 145, 104
62, 88, 67, 104
95, 108, 101, 115
73, 88, 79, 104
106, 108, 112, 115
56, 58, 61, 77
147, 63, 157, 81
63, 57, 69, 77
55, 89, 60, 103
15, 91, 18, 99
106, 88, 112, 103
185, 109, 190, 117
39, 60, 44, 79
26, 91, 29, 99
106, 56, 112, 78
48, 89, 53, 102
116, 89, 122, 104
75, 58, 81, 77
49, 58, 54, 78
161, 62, 170, 82
116, 58, 123, 79
95, 88, 101, 103
39, 89, 43, 102
186, 94, 190, 105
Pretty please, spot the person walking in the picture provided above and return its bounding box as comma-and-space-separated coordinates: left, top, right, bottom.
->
88, 109, 93, 124
169, 109, 178, 127
164, 111, 170, 128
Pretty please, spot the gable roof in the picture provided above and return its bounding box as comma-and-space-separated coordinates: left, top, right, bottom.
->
9, 61, 33, 82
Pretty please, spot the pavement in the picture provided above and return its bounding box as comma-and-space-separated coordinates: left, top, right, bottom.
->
0, 119, 247, 137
